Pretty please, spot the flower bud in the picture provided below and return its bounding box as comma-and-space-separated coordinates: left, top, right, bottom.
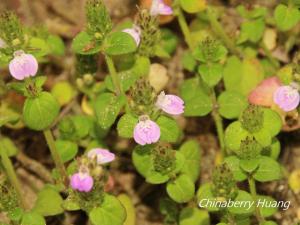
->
273, 85, 300, 112
152, 143, 175, 174
133, 115, 160, 145
70, 172, 94, 192
238, 136, 262, 160
9, 50, 38, 80
155, 91, 184, 115
150, 0, 173, 16
87, 148, 115, 164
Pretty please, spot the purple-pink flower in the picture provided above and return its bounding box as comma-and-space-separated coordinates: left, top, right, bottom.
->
150, 0, 173, 16
156, 91, 184, 115
273, 85, 300, 112
123, 25, 141, 46
133, 115, 160, 145
87, 148, 115, 164
70, 172, 94, 192
9, 50, 38, 80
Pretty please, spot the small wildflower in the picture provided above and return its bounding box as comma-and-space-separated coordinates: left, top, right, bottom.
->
123, 25, 141, 46
9, 50, 38, 80
70, 171, 94, 192
87, 148, 115, 164
133, 115, 160, 145
156, 91, 184, 115
273, 85, 300, 112
150, 0, 173, 16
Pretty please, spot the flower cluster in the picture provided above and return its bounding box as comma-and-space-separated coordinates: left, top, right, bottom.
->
133, 91, 184, 145
9, 50, 38, 80
70, 148, 115, 192
273, 84, 300, 112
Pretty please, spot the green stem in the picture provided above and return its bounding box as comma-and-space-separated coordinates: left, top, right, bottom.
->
43, 129, 68, 186
207, 7, 243, 59
105, 55, 122, 96
176, 7, 193, 49
248, 176, 265, 224
0, 146, 27, 209
210, 88, 226, 159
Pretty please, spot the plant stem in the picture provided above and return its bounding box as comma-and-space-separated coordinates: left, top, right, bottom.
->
0, 147, 27, 209
207, 7, 243, 59
105, 55, 122, 96
248, 176, 265, 224
260, 42, 279, 69
210, 88, 226, 159
43, 129, 68, 186
176, 7, 193, 49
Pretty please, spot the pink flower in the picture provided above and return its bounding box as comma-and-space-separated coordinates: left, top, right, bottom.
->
150, 0, 173, 16
156, 91, 184, 115
273, 85, 300, 112
248, 76, 282, 107
87, 148, 115, 164
9, 50, 38, 80
123, 26, 141, 46
133, 115, 160, 145
70, 172, 94, 192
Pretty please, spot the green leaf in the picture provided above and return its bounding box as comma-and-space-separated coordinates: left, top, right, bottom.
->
160, 28, 179, 55
51, 81, 76, 106
62, 196, 80, 211
179, 0, 206, 13
89, 194, 126, 225
274, 4, 300, 31
224, 156, 247, 181
166, 174, 195, 203
262, 108, 282, 137
240, 158, 260, 173
117, 113, 138, 138
228, 191, 254, 215
237, 5, 267, 19
132, 145, 153, 177
179, 140, 201, 181
218, 91, 248, 119
47, 35, 65, 56
105, 57, 150, 92
224, 121, 249, 152
94, 93, 125, 129
55, 139, 78, 163
237, 18, 265, 44
33, 186, 64, 216
180, 78, 213, 116
179, 207, 210, 225
29, 37, 50, 57
224, 56, 264, 96
7, 207, 23, 221
261, 138, 280, 160
72, 31, 101, 55
23, 92, 60, 131
182, 51, 197, 72
253, 129, 271, 147
156, 116, 180, 143
104, 31, 137, 55
21, 212, 46, 225
258, 195, 278, 217
146, 170, 170, 184
253, 156, 282, 182
117, 194, 136, 225
197, 183, 219, 212
0, 136, 18, 157
198, 63, 223, 87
